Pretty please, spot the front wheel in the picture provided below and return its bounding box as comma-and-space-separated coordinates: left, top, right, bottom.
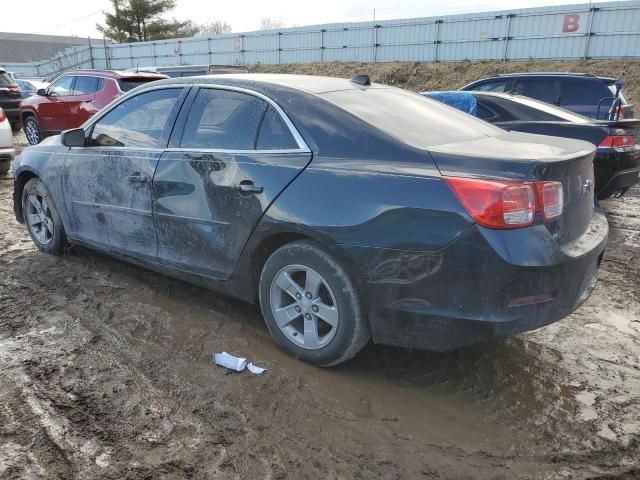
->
259, 240, 371, 366
22, 178, 66, 254
23, 116, 41, 145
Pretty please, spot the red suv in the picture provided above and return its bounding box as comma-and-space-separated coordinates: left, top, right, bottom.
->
20, 70, 167, 145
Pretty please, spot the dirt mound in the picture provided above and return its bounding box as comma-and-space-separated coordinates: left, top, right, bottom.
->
250, 60, 640, 104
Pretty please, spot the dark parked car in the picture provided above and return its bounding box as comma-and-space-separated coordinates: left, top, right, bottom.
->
12, 74, 607, 366
20, 69, 168, 145
422, 91, 640, 199
460, 73, 634, 120
0, 67, 22, 131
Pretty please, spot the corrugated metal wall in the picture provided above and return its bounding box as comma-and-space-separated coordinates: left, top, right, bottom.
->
4, 0, 639, 78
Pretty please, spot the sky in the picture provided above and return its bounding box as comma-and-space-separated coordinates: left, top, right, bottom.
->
1, 0, 614, 38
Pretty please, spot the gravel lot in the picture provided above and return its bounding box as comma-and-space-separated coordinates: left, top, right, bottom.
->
0, 131, 639, 479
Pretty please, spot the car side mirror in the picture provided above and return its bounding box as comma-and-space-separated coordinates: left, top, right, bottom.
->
37, 88, 47, 96
61, 128, 86, 147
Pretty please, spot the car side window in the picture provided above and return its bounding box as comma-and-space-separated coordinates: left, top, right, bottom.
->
512, 79, 556, 104
48, 76, 74, 97
476, 101, 502, 122
472, 80, 508, 92
73, 76, 101, 95
90, 89, 182, 148
180, 89, 267, 150
256, 106, 298, 150
559, 79, 612, 107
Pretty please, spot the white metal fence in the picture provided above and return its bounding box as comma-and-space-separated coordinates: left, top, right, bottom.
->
4, 0, 640, 78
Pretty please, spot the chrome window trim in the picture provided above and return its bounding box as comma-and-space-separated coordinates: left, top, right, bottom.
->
81, 83, 311, 154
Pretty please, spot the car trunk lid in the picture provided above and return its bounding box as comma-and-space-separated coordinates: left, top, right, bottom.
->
428, 131, 596, 244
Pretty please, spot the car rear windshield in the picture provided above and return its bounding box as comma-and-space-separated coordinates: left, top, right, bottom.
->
320, 87, 502, 148
118, 77, 163, 92
0, 72, 15, 87
488, 94, 592, 124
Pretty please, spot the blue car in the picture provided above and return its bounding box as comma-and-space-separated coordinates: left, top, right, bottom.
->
12, 74, 607, 366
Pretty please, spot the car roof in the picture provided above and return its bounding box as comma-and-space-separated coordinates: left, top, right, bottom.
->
62, 69, 168, 80
151, 73, 387, 95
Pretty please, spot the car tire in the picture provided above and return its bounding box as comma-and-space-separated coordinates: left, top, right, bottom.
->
22, 178, 66, 254
10, 121, 21, 132
259, 240, 371, 367
0, 160, 9, 175
23, 115, 42, 145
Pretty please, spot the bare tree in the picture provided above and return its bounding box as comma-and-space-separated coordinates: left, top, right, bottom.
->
259, 17, 286, 30
196, 20, 233, 36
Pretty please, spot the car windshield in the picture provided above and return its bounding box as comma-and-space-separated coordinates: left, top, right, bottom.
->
496, 93, 592, 124
320, 87, 502, 148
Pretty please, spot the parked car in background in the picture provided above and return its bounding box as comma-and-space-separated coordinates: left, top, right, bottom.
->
460, 73, 635, 120
422, 91, 640, 199
0, 67, 22, 132
16, 79, 49, 99
126, 64, 249, 78
13, 74, 607, 366
0, 108, 15, 174
20, 69, 168, 145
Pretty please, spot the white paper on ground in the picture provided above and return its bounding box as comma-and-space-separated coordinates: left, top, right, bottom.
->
214, 352, 247, 372
214, 352, 267, 375
247, 363, 267, 375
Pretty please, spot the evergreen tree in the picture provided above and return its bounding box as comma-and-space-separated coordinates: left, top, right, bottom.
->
97, 0, 198, 42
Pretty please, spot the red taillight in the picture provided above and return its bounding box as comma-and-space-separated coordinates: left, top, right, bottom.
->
446, 177, 564, 229
8, 86, 21, 95
446, 177, 535, 229
535, 181, 563, 221
0, 108, 5, 122
598, 135, 636, 149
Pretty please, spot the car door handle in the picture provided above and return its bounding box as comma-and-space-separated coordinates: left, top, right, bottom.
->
128, 173, 148, 183
237, 181, 263, 194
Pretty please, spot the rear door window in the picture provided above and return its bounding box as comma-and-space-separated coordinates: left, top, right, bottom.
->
48, 76, 74, 97
512, 78, 557, 104
180, 89, 267, 150
256, 106, 298, 150
90, 88, 183, 148
73, 76, 101, 95
559, 79, 612, 106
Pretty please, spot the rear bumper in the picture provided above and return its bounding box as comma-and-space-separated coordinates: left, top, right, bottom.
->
595, 148, 640, 199
343, 209, 608, 351
1, 107, 20, 123
596, 167, 640, 199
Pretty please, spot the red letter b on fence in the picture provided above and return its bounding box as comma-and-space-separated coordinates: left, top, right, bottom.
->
562, 14, 580, 33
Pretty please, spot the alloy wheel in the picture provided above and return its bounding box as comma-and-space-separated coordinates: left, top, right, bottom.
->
25, 192, 54, 245
269, 265, 339, 350
25, 119, 40, 145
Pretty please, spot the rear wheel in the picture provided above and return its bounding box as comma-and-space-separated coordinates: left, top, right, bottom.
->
23, 116, 41, 145
259, 240, 371, 366
22, 178, 66, 254
0, 160, 9, 175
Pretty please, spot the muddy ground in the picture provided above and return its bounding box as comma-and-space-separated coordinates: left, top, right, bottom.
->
1, 130, 639, 480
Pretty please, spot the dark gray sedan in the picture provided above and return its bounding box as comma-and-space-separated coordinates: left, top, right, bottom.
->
12, 74, 607, 366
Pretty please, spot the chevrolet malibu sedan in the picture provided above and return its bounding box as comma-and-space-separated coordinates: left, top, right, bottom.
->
12, 74, 608, 366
